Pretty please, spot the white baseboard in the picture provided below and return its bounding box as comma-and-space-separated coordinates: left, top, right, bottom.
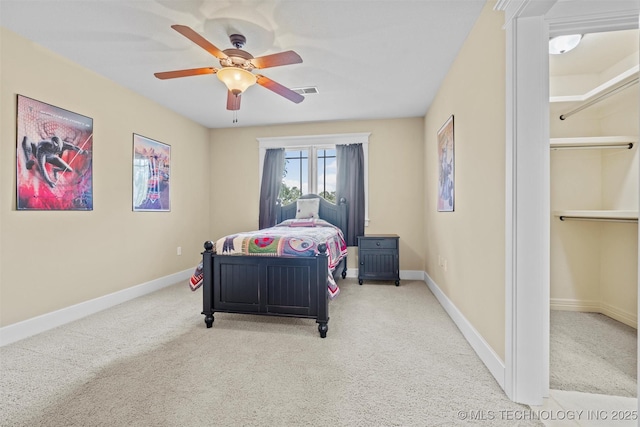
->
424, 271, 505, 389
549, 298, 601, 312
0, 269, 193, 347
551, 298, 637, 329
601, 302, 638, 329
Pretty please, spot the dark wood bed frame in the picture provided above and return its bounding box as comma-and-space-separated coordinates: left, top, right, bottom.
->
201, 194, 348, 338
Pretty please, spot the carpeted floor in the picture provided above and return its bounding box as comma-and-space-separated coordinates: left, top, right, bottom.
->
1, 279, 541, 426
550, 310, 637, 397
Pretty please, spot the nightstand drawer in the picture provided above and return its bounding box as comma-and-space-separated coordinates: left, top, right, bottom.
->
359, 238, 397, 250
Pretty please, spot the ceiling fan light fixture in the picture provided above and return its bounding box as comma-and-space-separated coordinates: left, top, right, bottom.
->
217, 67, 257, 94
549, 34, 583, 55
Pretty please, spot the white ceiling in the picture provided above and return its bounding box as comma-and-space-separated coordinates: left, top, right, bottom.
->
0, 0, 487, 129
549, 29, 639, 76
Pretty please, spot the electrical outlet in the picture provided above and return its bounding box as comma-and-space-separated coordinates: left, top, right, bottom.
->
438, 255, 443, 267
443, 259, 448, 272
177, 246, 182, 256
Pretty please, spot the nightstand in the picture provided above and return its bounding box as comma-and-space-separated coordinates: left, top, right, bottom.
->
357, 234, 400, 286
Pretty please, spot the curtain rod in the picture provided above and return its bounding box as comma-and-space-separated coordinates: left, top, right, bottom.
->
559, 77, 639, 120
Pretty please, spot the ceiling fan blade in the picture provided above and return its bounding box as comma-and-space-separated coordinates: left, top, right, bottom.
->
227, 91, 241, 111
171, 24, 228, 60
256, 75, 304, 104
251, 51, 302, 69
154, 67, 217, 80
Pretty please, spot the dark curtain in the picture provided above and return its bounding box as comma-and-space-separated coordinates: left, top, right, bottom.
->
336, 143, 365, 246
258, 148, 285, 229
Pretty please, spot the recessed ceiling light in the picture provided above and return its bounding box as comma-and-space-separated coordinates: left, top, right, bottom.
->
549, 34, 583, 55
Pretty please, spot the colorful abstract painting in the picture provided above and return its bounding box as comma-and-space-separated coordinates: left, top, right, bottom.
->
133, 134, 170, 212
16, 95, 93, 210
437, 115, 454, 212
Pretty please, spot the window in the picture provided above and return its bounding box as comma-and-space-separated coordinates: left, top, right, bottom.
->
280, 147, 337, 205
258, 132, 371, 224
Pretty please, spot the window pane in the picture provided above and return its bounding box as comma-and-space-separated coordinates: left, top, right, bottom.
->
280, 150, 308, 205
317, 148, 336, 203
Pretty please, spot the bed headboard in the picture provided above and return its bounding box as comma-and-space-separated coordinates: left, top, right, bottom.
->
277, 194, 348, 238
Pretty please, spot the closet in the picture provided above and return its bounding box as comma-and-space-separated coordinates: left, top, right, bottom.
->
550, 28, 638, 326
549, 29, 639, 396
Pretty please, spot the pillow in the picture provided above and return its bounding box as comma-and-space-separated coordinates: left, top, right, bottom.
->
295, 198, 320, 219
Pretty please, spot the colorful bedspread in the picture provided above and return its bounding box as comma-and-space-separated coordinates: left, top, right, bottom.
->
189, 218, 348, 298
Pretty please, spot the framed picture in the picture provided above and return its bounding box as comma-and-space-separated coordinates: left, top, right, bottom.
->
437, 115, 454, 212
16, 95, 93, 210
132, 134, 170, 212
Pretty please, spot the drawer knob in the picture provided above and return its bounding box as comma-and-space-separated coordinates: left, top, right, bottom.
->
376, 242, 380, 246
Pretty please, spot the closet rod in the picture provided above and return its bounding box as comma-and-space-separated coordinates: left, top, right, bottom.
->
551, 142, 633, 150
559, 215, 638, 223
559, 77, 639, 120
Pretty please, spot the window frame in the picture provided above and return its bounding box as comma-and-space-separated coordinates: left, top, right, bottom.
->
280, 145, 336, 201
258, 132, 370, 225
314, 147, 337, 200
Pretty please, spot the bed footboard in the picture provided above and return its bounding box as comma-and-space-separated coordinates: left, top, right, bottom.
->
201, 242, 331, 337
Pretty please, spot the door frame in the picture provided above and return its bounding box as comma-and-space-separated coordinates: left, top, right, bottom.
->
497, 0, 640, 405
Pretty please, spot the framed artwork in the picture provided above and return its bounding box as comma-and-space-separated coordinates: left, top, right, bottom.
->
132, 134, 170, 212
437, 115, 454, 212
16, 95, 93, 210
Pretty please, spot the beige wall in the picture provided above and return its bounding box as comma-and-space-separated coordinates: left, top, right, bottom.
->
599, 85, 639, 321
550, 148, 604, 304
209, 118, 425, 271
0, 28, 211, 327
423, 1, 506, 359
549, 41, 639, 327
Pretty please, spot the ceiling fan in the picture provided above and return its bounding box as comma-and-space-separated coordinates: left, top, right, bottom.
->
154, 25, 304, 112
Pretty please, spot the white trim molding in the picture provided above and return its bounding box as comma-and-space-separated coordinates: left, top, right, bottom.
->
496, 0, 557, 27
501, 12, 552, 406
0, 269, 193, 347
424, 272, 505, 388
550, 298, 601, 313
257, 132, 371, 148
551, 298, 638, 329
547, 5, 640, 36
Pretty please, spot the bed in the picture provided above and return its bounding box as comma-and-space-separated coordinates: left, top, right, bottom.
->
193, 194, 348, 338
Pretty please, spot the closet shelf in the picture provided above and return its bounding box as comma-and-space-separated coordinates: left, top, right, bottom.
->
550, 136, 636, 150
554, 210, 638, 223
550, 65, 639, 120
550, 65, 638, 104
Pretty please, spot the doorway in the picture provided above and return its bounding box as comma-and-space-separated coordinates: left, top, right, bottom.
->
548, 28, 639, 401
499, 0, 640, 406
